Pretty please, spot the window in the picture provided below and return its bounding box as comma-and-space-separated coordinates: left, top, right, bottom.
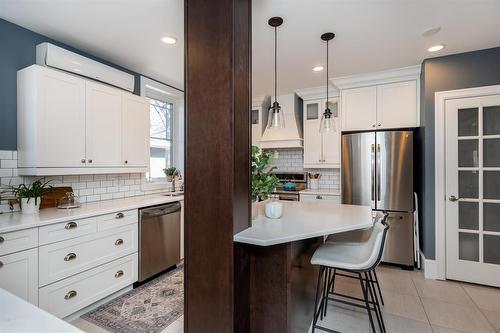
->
148, 98, 174, 179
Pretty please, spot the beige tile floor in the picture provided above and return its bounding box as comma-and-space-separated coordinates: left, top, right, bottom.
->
71, 264, 500, 333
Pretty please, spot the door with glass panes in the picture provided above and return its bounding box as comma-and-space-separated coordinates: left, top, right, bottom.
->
445, 94, 500, 286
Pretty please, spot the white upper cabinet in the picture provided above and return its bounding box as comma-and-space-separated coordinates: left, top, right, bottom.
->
341, 86, 377, 131
251, 96, 270, 147
376, 80, 417, 129
335, 65, 420, 131
18, 65, 86, 168
85, 81, 123, 167
17, 65, 149, 175
122, 93, 150, 167
303, 98, 341, 168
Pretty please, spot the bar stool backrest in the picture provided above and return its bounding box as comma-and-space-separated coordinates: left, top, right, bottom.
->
359, 212, 389, 272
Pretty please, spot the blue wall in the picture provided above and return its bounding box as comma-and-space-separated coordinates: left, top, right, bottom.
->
418, 46, 500, 259
0, 18, 172, 150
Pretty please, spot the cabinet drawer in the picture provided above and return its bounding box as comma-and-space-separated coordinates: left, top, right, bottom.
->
0, 228, 38, 256
39, 224, 138, 286
39, 253, 138, 318
0, 248, 38, 305
300, 193, 341, 203
39, 217, 97, 245
97, 209, 138, 232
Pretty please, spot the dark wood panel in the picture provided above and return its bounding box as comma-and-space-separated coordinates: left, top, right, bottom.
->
184, 0, 250, 332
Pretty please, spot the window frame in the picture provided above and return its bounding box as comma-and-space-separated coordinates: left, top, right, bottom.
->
140, 76, 184, 191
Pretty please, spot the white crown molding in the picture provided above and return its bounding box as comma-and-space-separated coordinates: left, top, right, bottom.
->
295, 85, 339, 101
331, 65, 421, 90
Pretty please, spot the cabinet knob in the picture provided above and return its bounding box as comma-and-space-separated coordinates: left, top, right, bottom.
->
115, 212, 124, 219
316, 195, 323, 199
372, 124, 376, 128
65, 222, 77, 230
124, 160, 128, 164
64, 253, 77, 261
81, 159, 86, 163
115, 270, 124, 278
378, 123, 381, 127
64, 290, 77, 300
0, 261, 3, 268
0, 236, 4, 243
115, 238, 124, 246
88, 159, 93, 163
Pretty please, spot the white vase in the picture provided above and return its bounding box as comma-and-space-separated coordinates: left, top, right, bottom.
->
21, 197, 41, 214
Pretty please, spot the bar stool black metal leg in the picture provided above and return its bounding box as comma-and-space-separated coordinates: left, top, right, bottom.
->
323, 268, 330, 318
359, 272, 376, 333
369, 271, 386, 333
366, 272, 385, 333
373, 269, 384, 306
321, 267, 329, 320
312, 266, 325, 333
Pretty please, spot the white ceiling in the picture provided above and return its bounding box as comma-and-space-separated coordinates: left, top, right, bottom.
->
1, 0, 500, 96
0, 0, 184, 90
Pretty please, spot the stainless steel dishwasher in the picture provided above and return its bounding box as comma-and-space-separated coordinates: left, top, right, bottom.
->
138, 202, 181, 282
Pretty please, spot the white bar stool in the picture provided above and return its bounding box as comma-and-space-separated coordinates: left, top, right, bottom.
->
310, 212, 389, 333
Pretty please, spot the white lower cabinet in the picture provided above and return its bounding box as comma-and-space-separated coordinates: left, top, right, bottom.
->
0, 248, 38, 305
300, 193, 341, 203
39, 224, 138, 286
0, 228, 38, 256
39, 253, 138, 318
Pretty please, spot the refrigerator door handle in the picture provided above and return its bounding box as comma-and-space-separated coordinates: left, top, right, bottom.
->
371, 144, 376, 202
377, 143, 381, 202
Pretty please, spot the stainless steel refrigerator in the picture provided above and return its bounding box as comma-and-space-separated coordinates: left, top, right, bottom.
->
342, 130, 414, 267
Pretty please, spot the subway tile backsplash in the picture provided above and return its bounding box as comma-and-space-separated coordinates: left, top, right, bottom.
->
269, 149, 340, 191
0, 150, 168, 209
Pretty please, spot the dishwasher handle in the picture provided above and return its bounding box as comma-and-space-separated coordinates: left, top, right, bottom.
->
140, 202, 181, 218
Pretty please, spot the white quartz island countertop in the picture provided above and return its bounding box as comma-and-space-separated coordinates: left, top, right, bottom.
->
0, 288, 84, 333
0, 193, 183, 233
234, 201, 372, 246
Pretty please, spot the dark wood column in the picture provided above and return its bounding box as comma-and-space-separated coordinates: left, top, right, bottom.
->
184, 0, 251, 332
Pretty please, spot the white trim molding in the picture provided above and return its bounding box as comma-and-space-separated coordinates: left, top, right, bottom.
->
420, 250, 440, 280
434, 84, 500, 281
295, 85, 339, 101
331, 65, 421, 90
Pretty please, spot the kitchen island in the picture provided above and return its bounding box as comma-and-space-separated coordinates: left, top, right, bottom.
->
234, 201, 372, 333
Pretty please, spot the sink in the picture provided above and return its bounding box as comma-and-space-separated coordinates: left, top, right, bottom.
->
163, 192, 184, 197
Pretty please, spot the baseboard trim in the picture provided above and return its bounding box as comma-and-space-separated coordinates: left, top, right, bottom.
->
420, 250, 440, 280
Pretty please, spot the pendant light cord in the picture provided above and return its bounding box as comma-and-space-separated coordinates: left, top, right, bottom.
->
326, 39, 329, 107
274, 26, 277, 106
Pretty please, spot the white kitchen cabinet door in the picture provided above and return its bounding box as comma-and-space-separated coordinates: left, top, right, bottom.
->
85, 81, 123, 167
303, 100, 323, 167
122, 93, 150, 167
251, 107, 262, 147
18, 66, 86, 168
0, 248, 38, 305
341, 86, 377, 131
322, 98, 341, 167
377, 80, 417, 129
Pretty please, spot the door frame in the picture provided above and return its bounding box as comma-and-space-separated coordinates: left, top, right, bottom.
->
434, 84, 500, 280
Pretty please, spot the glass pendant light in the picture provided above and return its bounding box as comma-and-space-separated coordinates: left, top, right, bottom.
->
319, 32, 337, 133
267, 17, 285, 129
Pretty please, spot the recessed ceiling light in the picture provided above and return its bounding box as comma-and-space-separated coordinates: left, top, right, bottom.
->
161, 36, 177, 45
312, 66, 324, 72
422, 26, 441, 37
428, 44, 445, 52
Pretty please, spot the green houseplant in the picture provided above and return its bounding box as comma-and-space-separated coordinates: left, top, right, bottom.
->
3, 178, 52, 214
252, 146, 280, 218
163, 167, 178, 182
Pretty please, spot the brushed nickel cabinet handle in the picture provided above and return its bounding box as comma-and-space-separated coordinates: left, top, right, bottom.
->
81, 159, 86, 163
372, 124, 376, 128
115, 238, 124, 246
64, 290, 77, 300
124, 160, 128, 164
449, 195, 459, 202
88, 159, 93, 163
0, 261, 3, 268
64, 253, 77, 261
115, 270, 124, 278
316, 195, 323, 199
378, 123, 381, 127
0, 236, 4, 243
65, 222, 77, 230
115, 212, 124, 219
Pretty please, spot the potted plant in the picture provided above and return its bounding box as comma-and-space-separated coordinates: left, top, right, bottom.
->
4, 179, 52, 214
163, 167, 178, 182
251, 146, 280, 219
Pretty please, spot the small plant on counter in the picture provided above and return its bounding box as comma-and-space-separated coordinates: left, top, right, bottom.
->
251, 146, 280, 202
163, 167, 178, 182
3, 178, 52, 214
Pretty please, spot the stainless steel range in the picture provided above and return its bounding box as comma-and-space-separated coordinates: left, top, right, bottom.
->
272, 172, 308, 201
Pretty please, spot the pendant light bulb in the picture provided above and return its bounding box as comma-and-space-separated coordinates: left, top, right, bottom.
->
319, 32, 336, 133
267, 16, 285, 129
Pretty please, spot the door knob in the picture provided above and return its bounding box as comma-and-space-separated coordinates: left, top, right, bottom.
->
449, 195, 459, 202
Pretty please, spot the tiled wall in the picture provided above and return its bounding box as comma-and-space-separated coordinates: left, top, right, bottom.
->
0, 150, 168, 210
269, 149, 340, 191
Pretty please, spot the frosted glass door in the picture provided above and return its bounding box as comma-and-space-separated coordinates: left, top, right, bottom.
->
445, 94, 500, 287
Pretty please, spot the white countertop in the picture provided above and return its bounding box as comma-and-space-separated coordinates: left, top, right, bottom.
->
0, 288, 84, 333
234, 201, 372, 246
300, 189, 341, 196
0, 193, 183, 233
